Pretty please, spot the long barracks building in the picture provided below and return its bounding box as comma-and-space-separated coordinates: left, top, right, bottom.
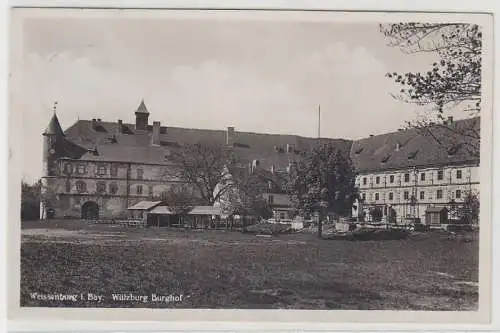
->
40, 100, 479, 223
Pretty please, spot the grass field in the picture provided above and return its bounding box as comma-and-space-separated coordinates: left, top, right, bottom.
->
20, 219, 479, 310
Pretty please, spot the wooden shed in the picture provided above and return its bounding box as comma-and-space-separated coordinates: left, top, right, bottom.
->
425, 206, 449, 225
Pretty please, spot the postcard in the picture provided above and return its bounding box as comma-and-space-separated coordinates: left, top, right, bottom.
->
7, 6, 494, 329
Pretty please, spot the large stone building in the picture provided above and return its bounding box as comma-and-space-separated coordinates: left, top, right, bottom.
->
349, 117, 480, 224
39, 100, 480, 223
40, 100, 350, 219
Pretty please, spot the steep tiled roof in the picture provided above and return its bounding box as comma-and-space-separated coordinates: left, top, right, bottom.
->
135, 99, 149, 114
59, 115, 478, 173
43, 114, 65, 136
350, 117, 480, 173
63, 119, 351, 169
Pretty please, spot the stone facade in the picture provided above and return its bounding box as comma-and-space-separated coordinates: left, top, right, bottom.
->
354, 164, 479, 223
44, 159, 182, 219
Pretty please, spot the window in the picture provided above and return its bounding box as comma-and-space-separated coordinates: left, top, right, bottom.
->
109, 183, 118, 195
96, 181, 106, 194
137, 168, 144, 179
420, 173, 426, 181
404, 173, 410, 182
279, 212, 286, 220
404, 191, 409, 200
63, 163, 73, 175
456, 170, 462, 179
110, 166, 118, 177
389, 175, 394, 183
77, 164, 86, 174
437, 170, 444, 180
375, 193, 379, 201
97, 165, 107, 176
76, 180, 86, 193
362, 177, 367, 185
420, 191, 425, 200
437, 189, 443, 199
456, 190, 462, 199
362, 193, 366, 201
375, 176, 380, 184
65, 180, 71, 192
136, 185, 143, 195
388, 192, 393, 201
268, 195, 274, 204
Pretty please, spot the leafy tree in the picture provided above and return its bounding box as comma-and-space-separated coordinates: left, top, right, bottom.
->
165, 142, 238, 205
233, 170, 274, 219
286, 144, 358, 225
23, 179, 59, 219
456, 191, 480, 224
218, 168, 274, 229
381, 23, 482, 157
21, 180, 40, 220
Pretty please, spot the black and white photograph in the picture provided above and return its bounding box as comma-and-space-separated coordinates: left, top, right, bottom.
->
7, 7, 494, 325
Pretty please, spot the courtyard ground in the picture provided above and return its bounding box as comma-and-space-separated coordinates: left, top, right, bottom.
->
20, 219, 479, 310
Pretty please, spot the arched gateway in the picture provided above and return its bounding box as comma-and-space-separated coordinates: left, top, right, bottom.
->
81, 201, 99, 220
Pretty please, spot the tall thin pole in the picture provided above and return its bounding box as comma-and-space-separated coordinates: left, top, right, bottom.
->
317, 104, 322, 239
318, 104, 321, 139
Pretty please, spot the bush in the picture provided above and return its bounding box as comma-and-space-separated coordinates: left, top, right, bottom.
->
447, 224, 473, 233
414, 223, 430, 232
322, 228, 410, 241
244, 222, 292, 235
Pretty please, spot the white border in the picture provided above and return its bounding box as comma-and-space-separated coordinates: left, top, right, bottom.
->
4, 1, 500, 332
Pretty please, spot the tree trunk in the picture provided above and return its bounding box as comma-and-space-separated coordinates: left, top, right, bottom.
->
318, 219, 323, 239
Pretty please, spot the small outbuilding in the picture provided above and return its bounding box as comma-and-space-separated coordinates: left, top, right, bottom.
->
126, 201, 163, 225
425, 206, 449, 225
147, 205, 222, 228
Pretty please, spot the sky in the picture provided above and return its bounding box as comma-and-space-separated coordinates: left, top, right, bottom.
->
14, 12, 465, 182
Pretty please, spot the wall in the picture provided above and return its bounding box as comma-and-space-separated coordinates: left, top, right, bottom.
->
355, 164, 479, 223
41, 159, 184, 219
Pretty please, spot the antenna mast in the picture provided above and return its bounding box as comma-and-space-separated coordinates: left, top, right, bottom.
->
318, 104, 321, 139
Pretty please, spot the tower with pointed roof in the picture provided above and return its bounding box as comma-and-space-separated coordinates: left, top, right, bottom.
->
42, 105, 65, 177
41, 103, 65, 218
135, 99, 150, 131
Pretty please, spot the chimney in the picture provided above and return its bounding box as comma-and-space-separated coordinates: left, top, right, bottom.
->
97, 118, 102, 122
286, 144, 293, 153
151, 121, 161, 146
395, 142, 401, 151
226, 126, 235, 146
117, 119, 123, 133
447, 116, 453, 124
91, 118, 97, 130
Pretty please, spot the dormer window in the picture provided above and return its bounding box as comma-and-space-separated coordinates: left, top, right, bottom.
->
447, 143, 462, 156
407, 149, 419, 160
